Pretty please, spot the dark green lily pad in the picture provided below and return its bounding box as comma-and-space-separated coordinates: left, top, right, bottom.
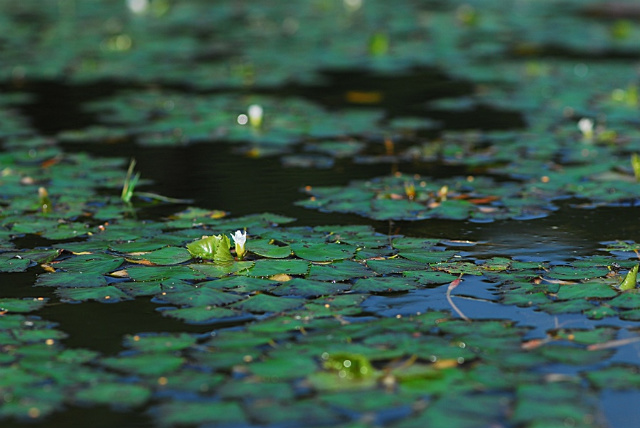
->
351, 276, 416, 293
231, 293, 303, 313
243, 259, 310, 277
290, 242, 355, 262
123, 333, 198, 353
126, 265, 206, 282
157, 287, 243, 307
271, 278, 351, 297
161, 305, 241, 324
249, 352, 318, 380
247, 239, 291, 258
35, 272, 108, 288
546, 265, 611, 281
555, 282, 619, 300
0, 255, 31, 273
75, 383, 151, 408
153, 401, 246, 427
56, 286, 132, 303
55, 254, 124, 274
101, 354, 184, 377
586, 364, 640, 390
308, 260, 374, 281
190, 261, 254, 278
404, 270, 460, 285
367, 257, 426, 275
0, 298, 47, 313
127, 247, 192, 266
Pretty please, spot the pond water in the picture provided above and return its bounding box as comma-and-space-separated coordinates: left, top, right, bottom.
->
3, 1, 640, 428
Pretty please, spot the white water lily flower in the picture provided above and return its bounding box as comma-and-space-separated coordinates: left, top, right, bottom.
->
230, 230, 247, 260
578, 118, 594, 140
248, 104, 263, 129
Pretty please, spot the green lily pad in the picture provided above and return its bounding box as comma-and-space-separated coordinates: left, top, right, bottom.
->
153, 401, 246, 426
231, 293, 303, 313
189, 261, 254, 278
126, 265, 206, 282
546, 265, 610, 280
75, 383, 151, 408
351, 276, 417, 293
271, 277, 351, 297
127, 246, 192, 266
56, 286, 132, 303
123, 333, 198, 353
367, 257, 426, 275
308, 259, 374, 281
161, 305, 241, 324
404, 270, 460, 285
102, 353, 184, 377
247, 239, 292, 258
218, 379, 294, 400
35, 272, 108, 288
290, 242, 355, 262
586, 364, 640, 390
157, 287, 243, 307
249, 353, 318, 380
555, 282, 619, 300
244, 259, 310, 277
54, 254, 124, 274
0, 255, 31, 273
0, 298, 47, 313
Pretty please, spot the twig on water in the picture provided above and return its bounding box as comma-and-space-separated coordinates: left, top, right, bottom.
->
587, 336, 640, 351
446, 274, 470, 322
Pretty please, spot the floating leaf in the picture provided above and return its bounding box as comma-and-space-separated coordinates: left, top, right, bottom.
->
161, 305, 241, 324
158, 287, 244, 307
307, 260, 374, 281
0, 298, 47, 313
231, 293, 302, 313
190, 261, 253, 278
351, 276, 416, 293
102, 354, 184, 377
244, 259, 310, 277
127, 247, 192, 266
153, 401, 246, 426
290, 242, 355, 262
247, 239, 291, 258
56, 286, 132, 303
55, 254, 124, 274
123, 333, 198, 353
271, 278, 351, 297
75, 383, 151, 408
35, 272, 108, 288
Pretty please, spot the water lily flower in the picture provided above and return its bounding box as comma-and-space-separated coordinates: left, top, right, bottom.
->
578, 118, 594, 140
231, 230, 247, 260
248, 104, 263, 129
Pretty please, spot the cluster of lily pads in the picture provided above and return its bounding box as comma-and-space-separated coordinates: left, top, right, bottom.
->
2, 207, 640, 426
2, 0, 640, 427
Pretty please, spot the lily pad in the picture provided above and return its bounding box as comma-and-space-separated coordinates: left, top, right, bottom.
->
0, 298, 47, 313
75, 383, 151, 408
244, 259, 310, 277
290, 242, 355, 262
231, 293, 303, 313
352, 276, 417, 293
127, 247, 192, 266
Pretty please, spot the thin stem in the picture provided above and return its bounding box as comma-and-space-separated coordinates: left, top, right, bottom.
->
446, 274, 470, 322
